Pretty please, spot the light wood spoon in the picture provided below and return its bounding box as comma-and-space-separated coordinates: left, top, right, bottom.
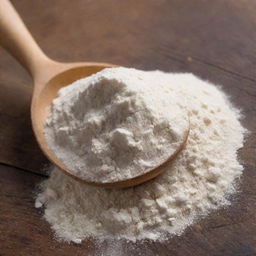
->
0, 0, 189, 188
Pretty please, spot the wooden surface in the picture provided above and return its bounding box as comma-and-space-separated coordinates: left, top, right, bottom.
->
0, 0, 255, 255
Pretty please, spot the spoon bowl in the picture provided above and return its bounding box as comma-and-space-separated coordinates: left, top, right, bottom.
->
32, 62, 189, 188
0, 0, 189, 188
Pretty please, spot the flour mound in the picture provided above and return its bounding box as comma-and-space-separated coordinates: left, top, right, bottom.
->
45, 68, 189, 183
36, 70, 246, 243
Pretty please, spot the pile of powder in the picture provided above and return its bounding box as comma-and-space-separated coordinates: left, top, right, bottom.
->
36, 68, 246, 243
44, 68, 189, 183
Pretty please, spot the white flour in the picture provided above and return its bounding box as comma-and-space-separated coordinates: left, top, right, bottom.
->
44, 68, 189, 183
36, 68, 246, 243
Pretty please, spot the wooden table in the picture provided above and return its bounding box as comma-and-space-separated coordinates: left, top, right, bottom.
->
0, 0, 255, 255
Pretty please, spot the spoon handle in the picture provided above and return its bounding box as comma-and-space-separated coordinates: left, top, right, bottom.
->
0, 0, 51, 78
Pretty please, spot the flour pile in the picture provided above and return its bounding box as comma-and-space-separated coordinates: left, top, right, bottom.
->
44, 68, 189, 183
36, 68, 246, 243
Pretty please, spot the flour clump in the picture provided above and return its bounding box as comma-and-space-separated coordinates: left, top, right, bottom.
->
45, 67, 189, 183
36, 68, 246, 243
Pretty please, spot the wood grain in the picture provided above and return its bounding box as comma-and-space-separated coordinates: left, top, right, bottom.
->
0, 0, 255, 255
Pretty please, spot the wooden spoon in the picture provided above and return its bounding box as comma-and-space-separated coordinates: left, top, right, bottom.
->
0, 0, 189, 188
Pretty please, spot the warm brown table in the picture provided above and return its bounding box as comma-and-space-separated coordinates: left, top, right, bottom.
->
0, 0, 255, 255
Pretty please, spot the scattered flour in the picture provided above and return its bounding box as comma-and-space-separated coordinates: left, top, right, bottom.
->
36, 68, 246, 243
44, 68, 189, 183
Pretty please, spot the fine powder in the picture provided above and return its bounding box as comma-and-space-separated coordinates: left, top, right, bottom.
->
44, 68, 189, 183
36, 68, 246, 243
